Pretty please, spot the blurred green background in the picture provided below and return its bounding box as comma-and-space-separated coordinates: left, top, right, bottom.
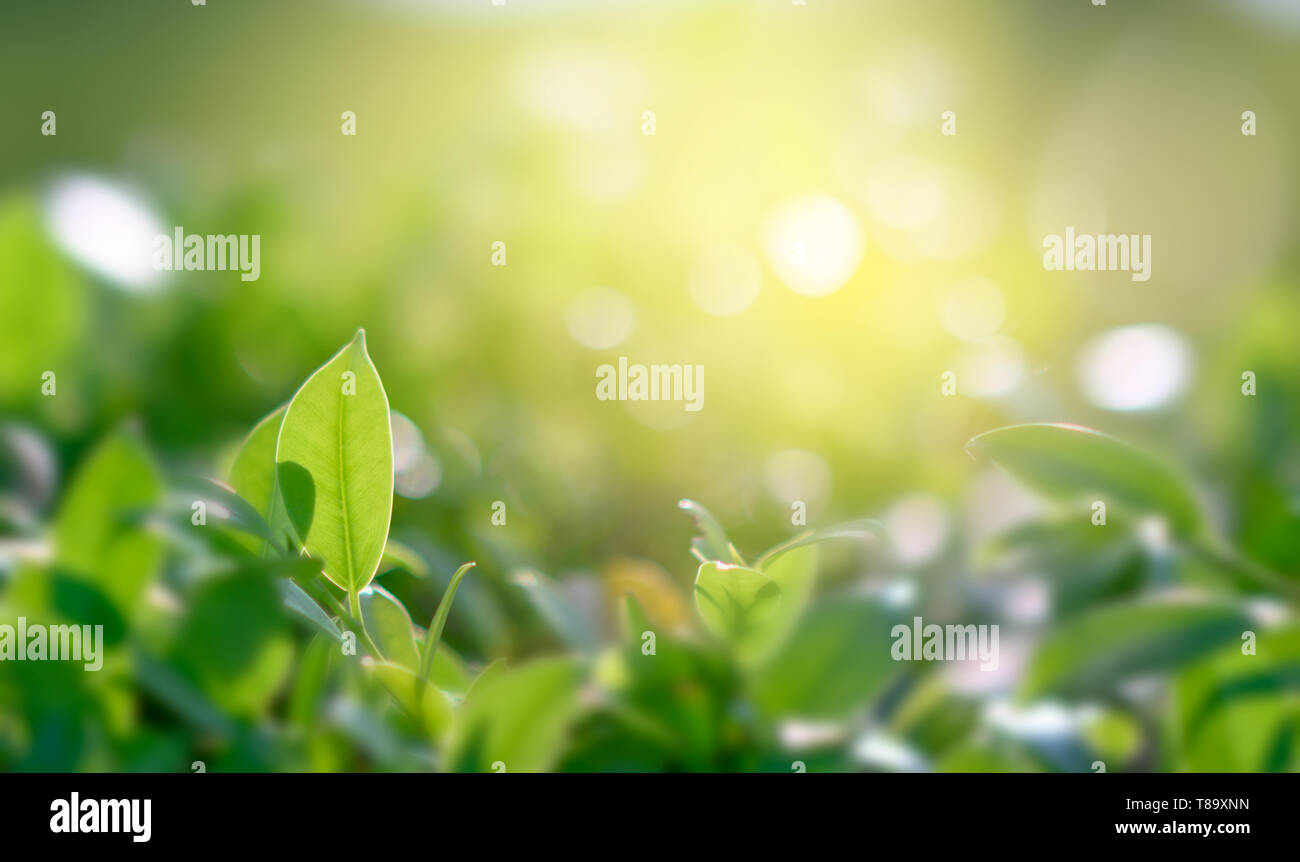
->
1, 0, 1299, 772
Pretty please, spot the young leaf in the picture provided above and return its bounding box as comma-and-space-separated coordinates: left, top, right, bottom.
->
966, 423, 1203, 536
275, 330, 394, 594
751, 542, 818, 661
359, 583, 421, 671
678, 499, 735, 563
693, 561, 781, 655
419, 562, 476, 687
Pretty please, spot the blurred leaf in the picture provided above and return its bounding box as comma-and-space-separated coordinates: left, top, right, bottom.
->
446, 657, 585, 772
288, 634, 335, 729
980, 516, 1145, 619
678, 499, 734, 563
750, 542, 817, 663
619, 593, 653, 644
1174, 625, 1300, 771
378, 538, 429, 578
277, 578, 343, 643
511, 568, 598, 652
412, 639, 473, 697
365, 660, 455, 740
693, 561, 781, 659
50, 572, 126, 647
359, 583, 420, 671
0, 197, 83, 404
132, 649, 234, 738
1082, 709, 1142, 766
52, 429, 163, 615
602, 557, 689, 631
967, 423, 1203, 536
176, 476, 275, 545
172, 568, 294, 717
276, 330, 393, 594
1022, 597, 1248, 699
936, 743, 1040, 773
754, 596, 902, 719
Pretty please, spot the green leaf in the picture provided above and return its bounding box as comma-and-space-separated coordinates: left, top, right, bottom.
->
132, 648, 234, 738
1021, 597, 1249, 699
445, 657, 585, 772
966, 423, 1203, 536
359, 583, 420, 671
0, 197, 83, 405
229, 406, 283, 521
276, 330, 394, 593
413, 640, 473, 696
288, 634, 336, 729
52, 429, 163, 615
754, 596, 903, 719
419, 562, 475, 688
711, 520, 882, 663
751, 543, 818, 662
693, 561, 781, 658
678, 498, 735, 563
277, 578, 343, 643
171, 568, 295, 717
229, 404, 298, 552
378, 538, 429, 578
511, 568, 598, 652
1176, 626, 1300, 748
365, 660, 455, 740
179, 477, 274, 545
619, 593, 653, 644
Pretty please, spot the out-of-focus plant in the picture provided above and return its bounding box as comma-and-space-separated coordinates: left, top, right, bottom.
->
966, 422, 1300, 772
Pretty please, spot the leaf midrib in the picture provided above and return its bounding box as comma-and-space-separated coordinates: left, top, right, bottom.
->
337, 361, 356, 590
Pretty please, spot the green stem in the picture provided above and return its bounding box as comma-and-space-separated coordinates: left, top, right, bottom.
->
345, 586, 384, 659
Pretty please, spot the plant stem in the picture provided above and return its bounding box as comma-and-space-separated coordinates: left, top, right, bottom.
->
345, 586, 384, 659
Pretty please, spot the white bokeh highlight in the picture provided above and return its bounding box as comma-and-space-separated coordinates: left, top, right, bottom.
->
762, 195, 864, 297
44, 174, 166, 292
1076, 324, 1191, 411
